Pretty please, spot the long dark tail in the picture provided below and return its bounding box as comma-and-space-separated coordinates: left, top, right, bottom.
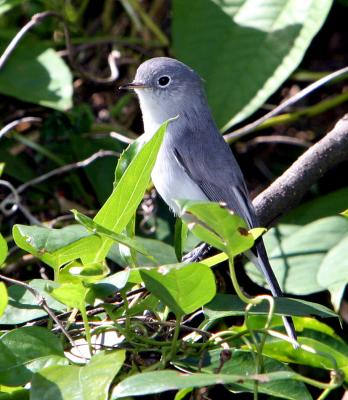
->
250, 238, 298, 348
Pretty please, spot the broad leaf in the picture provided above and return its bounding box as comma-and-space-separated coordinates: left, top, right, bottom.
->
204, 294, 337, 322
13, 224, 103, 271
31, 350, 125, 400
112, 370, 304, 398
172, 0, 332, 130
141, 262, 216, 316
245, 216, 348, 295
0, 279, 65, 325
0, 327, 68, 386
176, 349, 311, 400
178, 200, 258, 256
0, 39, 72, 110
93, 119, 171, 261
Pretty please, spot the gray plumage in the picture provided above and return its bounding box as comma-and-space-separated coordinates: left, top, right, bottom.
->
122, 57, 297, 345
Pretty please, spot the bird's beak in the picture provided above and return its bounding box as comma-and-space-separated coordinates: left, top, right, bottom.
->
119, 81, 148, 90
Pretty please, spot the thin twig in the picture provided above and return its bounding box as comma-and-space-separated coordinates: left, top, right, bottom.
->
0, 273, 76, 347
0, 117, 42, 140
0, 150, 118, 218
243, 135, 311, 149
224, 65, 348, 141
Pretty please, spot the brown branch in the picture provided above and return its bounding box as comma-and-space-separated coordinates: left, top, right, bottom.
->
254, 113, 348, 227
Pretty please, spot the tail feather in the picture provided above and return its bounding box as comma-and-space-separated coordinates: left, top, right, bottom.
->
247, 239, 298, 348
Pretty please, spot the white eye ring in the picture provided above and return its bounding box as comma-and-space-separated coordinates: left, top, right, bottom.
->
157, 75, 171, 88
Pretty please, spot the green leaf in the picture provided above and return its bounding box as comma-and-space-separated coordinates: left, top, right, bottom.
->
174, 218, 188, 261
0, 234, 7, 266
31, 350, 125, 400
73, 210, 155, 261
0, 163, 4, 177
48, 282, 88, 310
178, 200, 255, 256
283, 187, 348, 225
0, 39, 72, 110
58, 260, 109, 285
245, 216, 348, 295
261, 318, 348, 382
114, 135, 145, 187
203, 294, 337, 322
318, 235, 348, 287
172, 0, 332, 130
93, 119, 171, 261
141, 262, 216, 316
112, 370, 304, 398
13, 224, 103, 270
0, 327, 68, 386
90, 270, 130, 300
0, 0, 23, 14
0, 283, 8, 318
0, 279, 65, 325
176, 349, 311, 400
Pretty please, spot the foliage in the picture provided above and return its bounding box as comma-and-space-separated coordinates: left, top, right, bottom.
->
0, 0, 347, 399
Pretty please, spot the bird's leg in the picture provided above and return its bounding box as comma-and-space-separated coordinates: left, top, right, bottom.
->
182, 242, 211, 263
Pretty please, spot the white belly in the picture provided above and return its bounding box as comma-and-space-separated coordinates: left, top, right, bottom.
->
151, 139, 207, 215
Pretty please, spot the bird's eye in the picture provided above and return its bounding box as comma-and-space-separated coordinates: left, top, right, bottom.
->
157, 75, 171, 87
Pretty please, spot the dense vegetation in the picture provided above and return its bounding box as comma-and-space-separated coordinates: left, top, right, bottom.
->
0, 1, 348, 399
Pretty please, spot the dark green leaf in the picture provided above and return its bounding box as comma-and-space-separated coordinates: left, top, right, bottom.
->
176, 349, 311, 400
0, 39, 72, 110
172, 0, 332, 130
112, 370, 302, 398
204, 294, 337, 322
0, 279, 65, 325
31, 350, 125, 400
0, 327, 68, 386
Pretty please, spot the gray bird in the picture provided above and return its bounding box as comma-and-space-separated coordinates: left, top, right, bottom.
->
121, 57, 297, 344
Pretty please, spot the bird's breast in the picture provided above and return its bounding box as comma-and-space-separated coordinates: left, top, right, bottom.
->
151, 129, 207, 215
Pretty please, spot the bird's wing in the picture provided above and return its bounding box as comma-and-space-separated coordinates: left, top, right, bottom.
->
171, 125, 257, 229
172, 125, 298, 344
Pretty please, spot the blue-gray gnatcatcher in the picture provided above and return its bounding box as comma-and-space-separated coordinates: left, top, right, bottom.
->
120, 57, 297, 344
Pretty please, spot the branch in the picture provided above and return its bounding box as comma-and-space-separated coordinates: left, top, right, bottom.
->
254, 113, 348, 227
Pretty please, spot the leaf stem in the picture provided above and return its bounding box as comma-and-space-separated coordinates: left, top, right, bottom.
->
170, 316, 182, 360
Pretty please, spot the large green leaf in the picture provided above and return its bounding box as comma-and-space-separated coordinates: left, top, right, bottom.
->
112, 370, 305, 399
141, 262, 216, 316
0, 39, 72, 110
176, 349, 311, 400
245, 216, 348, 295
259, 318, 348, 382
204, 294, 337, 321
31, 350, 125, 400
12, 224, 102, 271
93, 119, 170, 261
172, 0, 332, 130
0, 279, 65, 325
0, 327, 68, 386
282, 187, 348, 225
